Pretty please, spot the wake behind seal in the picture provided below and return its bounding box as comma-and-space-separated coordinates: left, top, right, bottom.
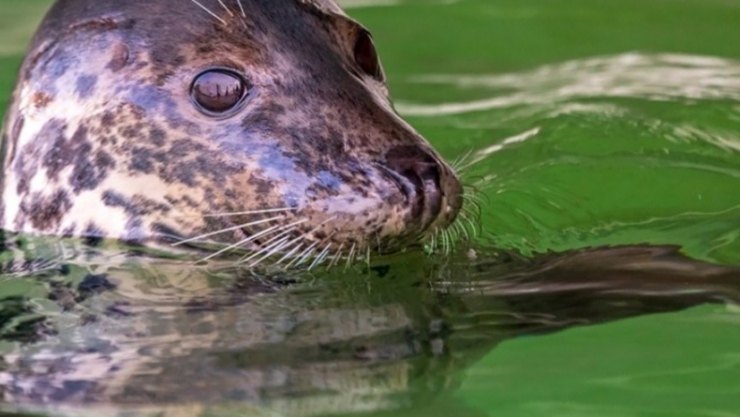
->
0, 0, 465, 267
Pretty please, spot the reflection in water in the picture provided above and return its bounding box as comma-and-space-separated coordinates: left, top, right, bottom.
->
0, 236, 739, 417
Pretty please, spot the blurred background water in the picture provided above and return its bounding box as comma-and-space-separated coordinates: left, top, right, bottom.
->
1, 0, 740, 416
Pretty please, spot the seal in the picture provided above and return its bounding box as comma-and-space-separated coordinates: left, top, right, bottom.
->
0, 0, 464, 267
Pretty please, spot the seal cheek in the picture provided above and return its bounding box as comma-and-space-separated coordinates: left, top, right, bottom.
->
75, 75, 98, 100
8, 116, 24, 163
27, 189, 72, 231
31, 92, 53, 109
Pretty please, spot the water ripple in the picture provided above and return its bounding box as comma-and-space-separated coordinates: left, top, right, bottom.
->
397, 53, 740, 116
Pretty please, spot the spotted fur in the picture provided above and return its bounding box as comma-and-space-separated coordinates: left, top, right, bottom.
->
0, 0, 463, 265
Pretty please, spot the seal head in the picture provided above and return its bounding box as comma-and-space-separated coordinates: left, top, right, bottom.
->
0, 0, 463, 265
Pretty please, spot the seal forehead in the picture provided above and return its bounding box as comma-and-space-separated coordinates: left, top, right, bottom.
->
31, 0, 366, 86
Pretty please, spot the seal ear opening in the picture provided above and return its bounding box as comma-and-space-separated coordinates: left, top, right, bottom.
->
353, 30, 383, 81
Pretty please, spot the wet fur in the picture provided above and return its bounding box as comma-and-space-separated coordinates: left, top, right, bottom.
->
0, 0, 463, 267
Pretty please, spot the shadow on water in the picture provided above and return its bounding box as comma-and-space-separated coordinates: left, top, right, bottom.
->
0, 235, 738, 417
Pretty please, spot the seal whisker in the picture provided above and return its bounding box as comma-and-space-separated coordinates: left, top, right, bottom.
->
188, 0, 228, 25
284, 215, 338, 268
288, 242, 319, 268
456, 153, 493, 173
200, 225, 279, 262
448, 228, 459, 251
247, 236, 292, 268
309, 236, 337, 270
461, 204, 482, 234
456, 220, 470, 241
441, 228, 451, 254
173, 215, 283, 246
456, 161, 478, 174
275, 242, 305, 267
422, 207, 478, 255
251, 218, 309, 248
460, 202, 478, 220
216, 0, 235, 16
459, 201, 483, 232
456, 211, 480, 239
451, 149, 475, 171
204, 207, 296, 217
237, 221, 308, 265
198, 222, 286, 262
308, 246, 330, 270
428, 228, 439, 252
247, 215, 337, 268
303, 224, 342, 270
264, 237, 299, 265
345, 242, 357, 269
461, 193, 483, 212
328, 242, 345, 269
453, 221, 465, 239
235, 0, 247, 18
465, 186, 489, 207
445, 225, 458, 249
364, 246, 372, 269
463, 193, 485, 210
297, 246, 318, 267
439, 228, 448, 250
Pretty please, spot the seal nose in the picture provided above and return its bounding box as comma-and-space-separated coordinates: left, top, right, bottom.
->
384, 146, 444, 229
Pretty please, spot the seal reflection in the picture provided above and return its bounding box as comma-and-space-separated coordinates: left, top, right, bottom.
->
0, 241, 738, 416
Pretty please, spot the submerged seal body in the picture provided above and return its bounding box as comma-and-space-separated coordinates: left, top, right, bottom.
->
0, 0, 463, 265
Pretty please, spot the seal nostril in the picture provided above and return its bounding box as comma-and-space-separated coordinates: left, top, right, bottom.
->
416, 162, 443, 219
384, 146, 444, 226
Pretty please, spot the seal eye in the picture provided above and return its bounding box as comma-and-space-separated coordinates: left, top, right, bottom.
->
354, 30, 382, 80
191, 70, 248, 115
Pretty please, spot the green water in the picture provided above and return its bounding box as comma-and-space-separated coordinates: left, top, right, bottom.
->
2, 0, 740, 416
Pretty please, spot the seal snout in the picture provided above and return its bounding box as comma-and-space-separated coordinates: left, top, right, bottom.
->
384, 146, 447, 232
